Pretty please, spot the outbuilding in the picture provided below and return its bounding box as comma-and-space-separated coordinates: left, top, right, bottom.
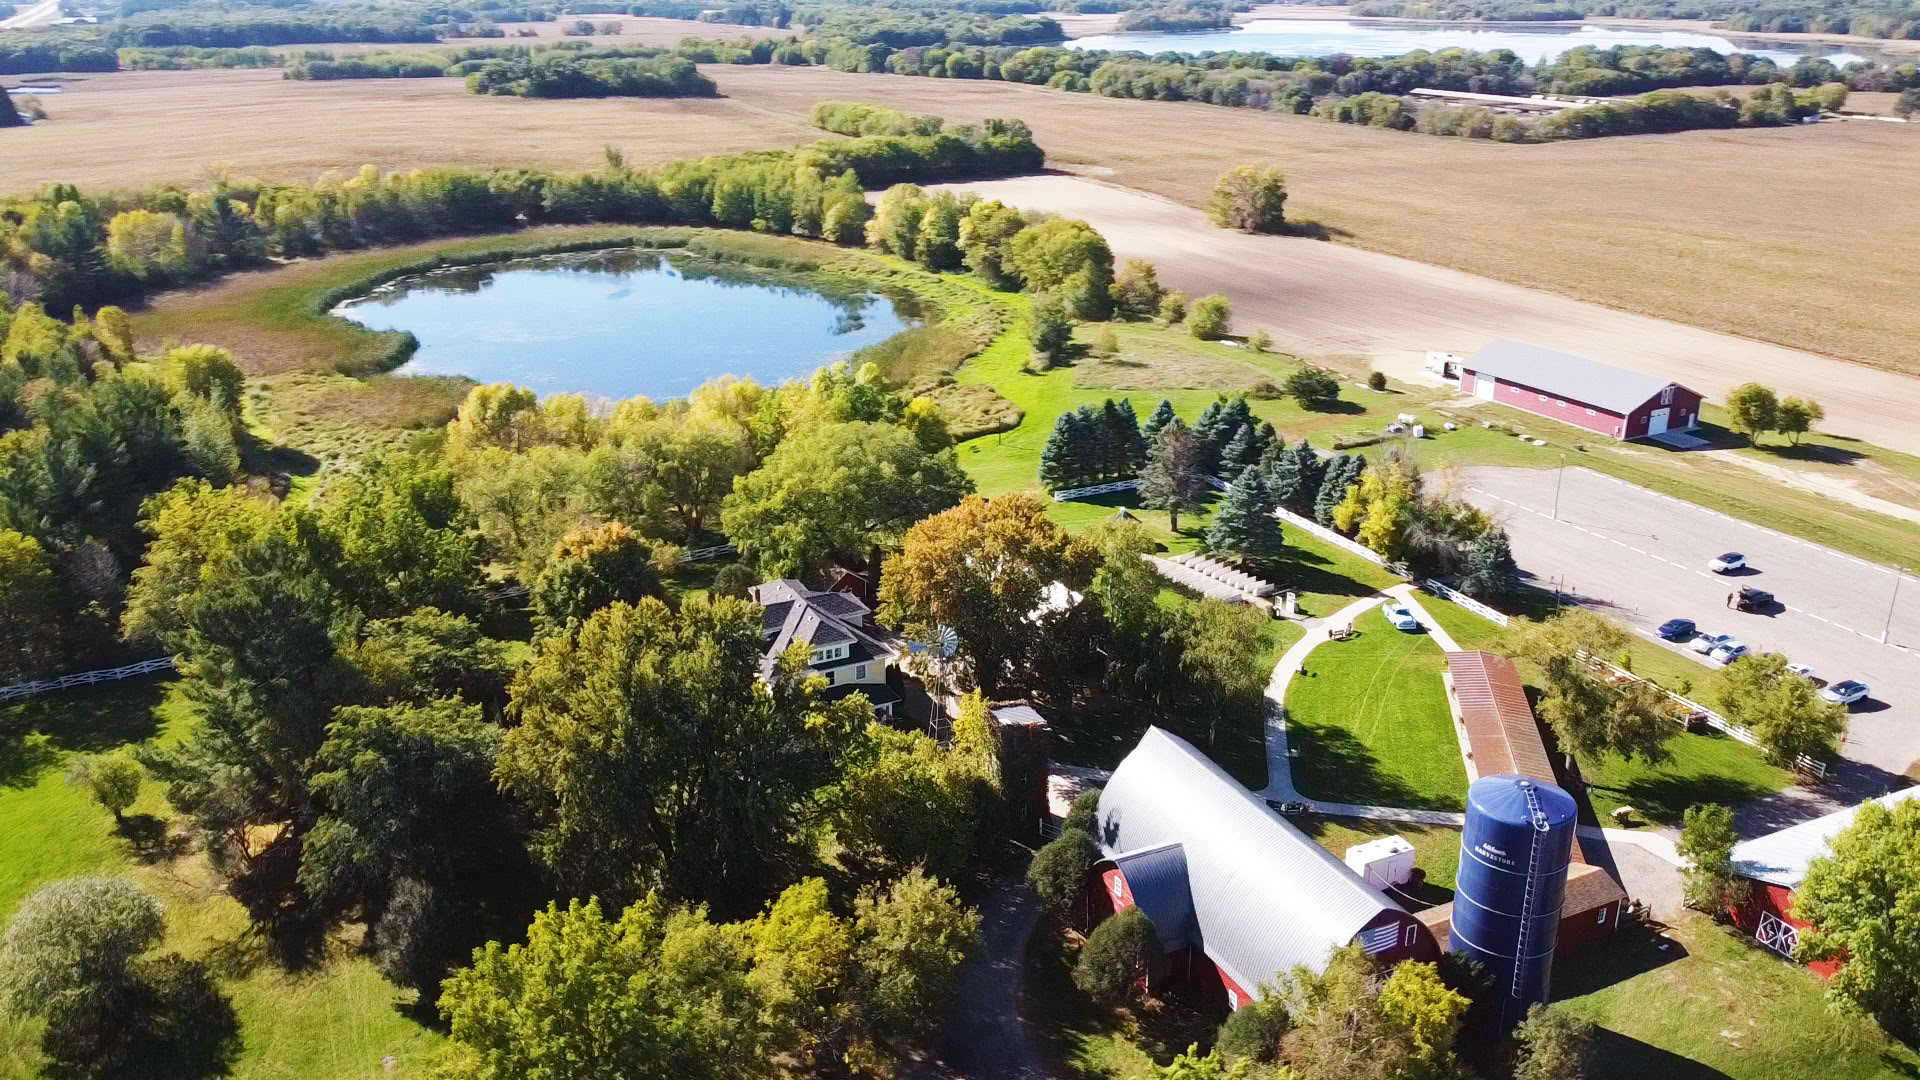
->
1419, 650, 1628, 949
1088, 728, 1437, 1009
1459, 339, 1703, 441
1729, 786, 1920, 975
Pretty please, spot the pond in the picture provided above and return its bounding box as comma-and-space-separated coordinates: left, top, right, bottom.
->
1064, 18, 1874, 66
333, 249, 917, 401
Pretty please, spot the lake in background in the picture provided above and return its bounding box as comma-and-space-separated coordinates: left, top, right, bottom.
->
334, 249, 916, 401
1064, 19, 1873, 65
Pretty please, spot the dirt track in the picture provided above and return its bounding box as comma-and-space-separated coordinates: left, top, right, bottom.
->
930, 175, 1920, 456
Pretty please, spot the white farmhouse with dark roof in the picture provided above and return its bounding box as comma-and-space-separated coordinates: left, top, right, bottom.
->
749, 579, 904, 717
1460, 339, 1704, 441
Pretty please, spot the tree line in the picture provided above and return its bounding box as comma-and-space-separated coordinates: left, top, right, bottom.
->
464, 52, 717, 96
0, 120, 1044, 314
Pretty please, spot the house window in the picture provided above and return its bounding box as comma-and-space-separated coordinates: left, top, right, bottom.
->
1585, 407, 1595, 415
1660, 386, 1675, 405
826, 670, 836, 685
1404, 925, 1418, 947
1538, 392, 1548, 401
856, 664, 867, 680
1597, 908, 1608, 924
1756, 911, 1799, 959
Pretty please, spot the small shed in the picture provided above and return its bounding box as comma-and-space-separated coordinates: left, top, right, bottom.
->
1729, 787, 1920, 974
1459, 339, 1702, 441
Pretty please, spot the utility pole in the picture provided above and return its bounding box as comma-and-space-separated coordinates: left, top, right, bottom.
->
1883, 568, 1905, 644
1552, 454, 1567, 521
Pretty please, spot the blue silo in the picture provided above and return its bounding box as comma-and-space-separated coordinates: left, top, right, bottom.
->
1449, 775, 1578, 1030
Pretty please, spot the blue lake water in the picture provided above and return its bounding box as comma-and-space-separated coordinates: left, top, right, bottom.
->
1065, 18, 1873, 65
333, 249, 916, 400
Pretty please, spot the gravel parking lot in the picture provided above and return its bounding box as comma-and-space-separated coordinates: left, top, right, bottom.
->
1460, 466, 1920, 785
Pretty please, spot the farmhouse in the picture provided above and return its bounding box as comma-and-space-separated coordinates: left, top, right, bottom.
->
1729, 786, 1920, 974
1088, 728, 1438, 1009
1460, 339, 1703, 441
1413, 651, 1629, 950
749, 579, 905, 718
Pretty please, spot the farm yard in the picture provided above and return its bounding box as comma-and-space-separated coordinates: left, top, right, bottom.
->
7, 62, 1920, 389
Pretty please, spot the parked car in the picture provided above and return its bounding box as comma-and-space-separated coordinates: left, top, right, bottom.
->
1689, 632, 1730, 656
1820, 680, 1871, 707
1383, 604, 1420, 631
1709, 552, 1747, 573
1787, 662, 1818, 682
1265, 799, 1310, 816
1656, 618, 1697, 641
1734, 586, 1775, 612
1711, 638, 1750, 664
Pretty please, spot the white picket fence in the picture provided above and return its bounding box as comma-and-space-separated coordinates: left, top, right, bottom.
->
1271, 504, 1393, 570
1051, 479, 1139, 502
1578, 651, 1827, 778
1420, 579, 1510, 627
684, 543, 737, 562
0, 656, 176, 704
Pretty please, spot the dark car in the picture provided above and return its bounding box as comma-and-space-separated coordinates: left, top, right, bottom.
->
1735, 586, 1775, 612
1265, 799, 1310, 816
1656, 618, 1697, 641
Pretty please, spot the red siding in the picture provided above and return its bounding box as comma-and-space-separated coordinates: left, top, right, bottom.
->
1731, 882, 1842, 978
1554, 899, 1623, 949
1461, 368, 1700, 441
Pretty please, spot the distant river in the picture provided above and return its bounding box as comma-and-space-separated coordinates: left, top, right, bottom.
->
1064, 18, 1873, 65
333, 249, 917, 401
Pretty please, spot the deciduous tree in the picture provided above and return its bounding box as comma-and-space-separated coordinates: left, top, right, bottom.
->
1776, 396, 1823, 444
958, 199, 1027, 289
1716, 651, 1847, 765
1111, 258, 1164, 317
69, 752, 143, 823
1007, 217, 1113, 319
1206, 165, 1287, 233
1188, 294, 1231, 340
1794, 797, 1920, 1041
722, 421, 972, 579
1725, 382, 1780, 443
878, 493, 1086, 695
530, 520, 661, 638
1510, 1004, 1595, 1080
1504, 609, 1674, 767
0, 528, 62, 682
499, 596, 868, 909
1027, 829, 1098, 914
1075, 906, 1159, 1003
1677, 802, 1749, 916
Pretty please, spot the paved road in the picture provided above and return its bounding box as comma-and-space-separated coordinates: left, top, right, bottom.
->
1460, 465, 1920, 787
0, 0, 62, 29
940, 878, 1049, 1080
924, 175, 1920, 457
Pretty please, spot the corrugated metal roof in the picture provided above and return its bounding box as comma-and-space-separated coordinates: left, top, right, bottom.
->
1462, 339, 1682, 415
1110, 843, 1196, 950
1096, 727, 1405, 991
1406, 862, 1624, 944
1448, 652, 1555, 782
1731, 787, 1920, 889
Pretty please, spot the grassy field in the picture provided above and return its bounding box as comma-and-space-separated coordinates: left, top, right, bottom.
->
1296, 815, 1463, 894
0, 683, 442, 1080
1554, 913, 1920, 1080
1413, 591, 1791, 825
14, 63, 1919, 379
1284, 607, 1469, 813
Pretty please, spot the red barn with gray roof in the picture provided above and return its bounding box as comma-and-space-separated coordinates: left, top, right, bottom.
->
1088, 728, 1436, 1009
1460, 339, 1703, 441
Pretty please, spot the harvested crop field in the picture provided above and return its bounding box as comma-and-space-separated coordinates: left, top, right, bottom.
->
8, 63, 1919, 380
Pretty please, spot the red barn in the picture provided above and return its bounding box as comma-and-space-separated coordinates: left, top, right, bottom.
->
1087, 728, 1438, 1010
1729, 787, 1920, 976
1459, 339, 1703, 441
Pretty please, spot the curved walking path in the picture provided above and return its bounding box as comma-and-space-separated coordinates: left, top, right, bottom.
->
941, 876, 1049, 1079
1258, 589, 1468, 826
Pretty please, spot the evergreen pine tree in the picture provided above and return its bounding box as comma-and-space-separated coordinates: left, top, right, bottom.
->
1139, 421, 1209, 532
1315, 453, 1363, 525
1219, 424, 1262, 481
1271, 439, 1325, 513
1206, 471, 1286, 562
1074, 404, 1108, 481
1191, 399, 1226, 451
1039, 409, 1080, 491
1143, 399, 1177, 442
1110, 399, 1147, 476
1460, 528, 1520, 600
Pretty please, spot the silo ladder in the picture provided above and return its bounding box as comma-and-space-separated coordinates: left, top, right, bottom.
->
1510, 784, 1552, 1002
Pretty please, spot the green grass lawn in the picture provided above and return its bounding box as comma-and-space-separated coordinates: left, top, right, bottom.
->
0, 682, 443, 1080
1555, 913, 1920, 1080
1284, 607, 1469, 813
1578, 733, 1791, 828
1296, 815, 1462, 900
1411, 592, 1789, 826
